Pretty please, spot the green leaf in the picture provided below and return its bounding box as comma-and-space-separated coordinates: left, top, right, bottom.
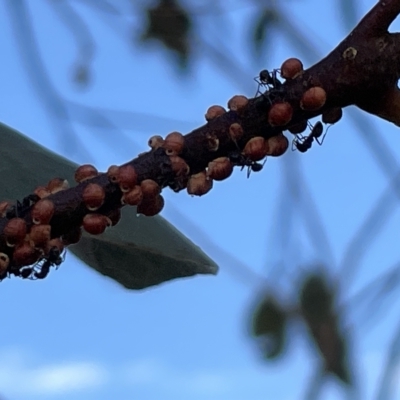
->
0, 122, 218, 289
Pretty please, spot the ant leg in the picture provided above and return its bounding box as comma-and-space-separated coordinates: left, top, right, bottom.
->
292, 136, 301, 151
247, 166, 252, 179
316, 124, 332, 145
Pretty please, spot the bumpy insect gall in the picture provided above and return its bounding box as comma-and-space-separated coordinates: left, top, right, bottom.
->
266, 133, 289, 157
243, 137, 268, 161
187, 171, 213, 196
207, 157, 233, 181
47, 178, 69, 194
122, 186, 143, 206
29, 224, 51, 247
227, 95, 249, 113
82, 183, 105, 211
4, 218, 27, 246
205, 105, 226, 121
141, 179, 161, 200
229, 123, 244, 142
163, 132, 185, 156
13, 242, 38, 267
137, 195, 164, 217
31, 199, 55, 225
169, 156, 190, 177
107, 165, 120, 183
118, 165, 138, 193
34, 186, 50, 199
75, 164, 98, 183
322, 107, 343, 124
300, 87, 327, 111
280, 58, 303, 79
268, 102, 293, 127
288, 120, 308, 134
82, 214, 109, 235
148, 135, 164, 150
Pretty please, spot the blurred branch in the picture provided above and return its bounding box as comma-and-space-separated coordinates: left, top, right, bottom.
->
166, 205, 266, 287
343, 262, 400, 332
65, 101, 195, 133
48, 0, 95, 63
339, 170, 400, 285
303, 368, 323, 400
73, 0, 124, 16
48, 0, 95, 88
6, 0, 92, 161
375, 316, 400, 399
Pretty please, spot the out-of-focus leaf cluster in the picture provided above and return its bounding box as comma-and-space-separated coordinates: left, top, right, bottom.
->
139, 0, 192, 69
251, 295, 287, 359
250, 270, 351, 386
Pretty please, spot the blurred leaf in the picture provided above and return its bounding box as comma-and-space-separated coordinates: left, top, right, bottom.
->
0, 122, 218, 289
78, 0, 122, 16
251, 294, 287, 359
300, 273, 334, 322
299, 272, 351, 384
251, 8, 279, 58
139, 0, 192, 69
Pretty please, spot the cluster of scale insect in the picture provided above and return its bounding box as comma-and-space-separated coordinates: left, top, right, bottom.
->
254, 67, 333, 154
0, 190, 66, 282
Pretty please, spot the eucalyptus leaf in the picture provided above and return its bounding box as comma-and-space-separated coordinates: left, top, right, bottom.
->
0, 123, 218, 289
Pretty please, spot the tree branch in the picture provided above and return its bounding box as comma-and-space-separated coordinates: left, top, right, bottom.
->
2, 0, 400, 278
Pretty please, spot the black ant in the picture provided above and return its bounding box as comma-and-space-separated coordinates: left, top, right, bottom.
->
292, 121, 325, 153
34, 262, 51, 280
6, 194, 40, 219
20, 267, 34, 279
311, 121, 324, 144
34, 246, 65, 280
228, 151, 264, 178
254, 69, 285, 105
258, 69, 282, 89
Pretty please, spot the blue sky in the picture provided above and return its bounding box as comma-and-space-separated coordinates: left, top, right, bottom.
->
1, 0, 400, 399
